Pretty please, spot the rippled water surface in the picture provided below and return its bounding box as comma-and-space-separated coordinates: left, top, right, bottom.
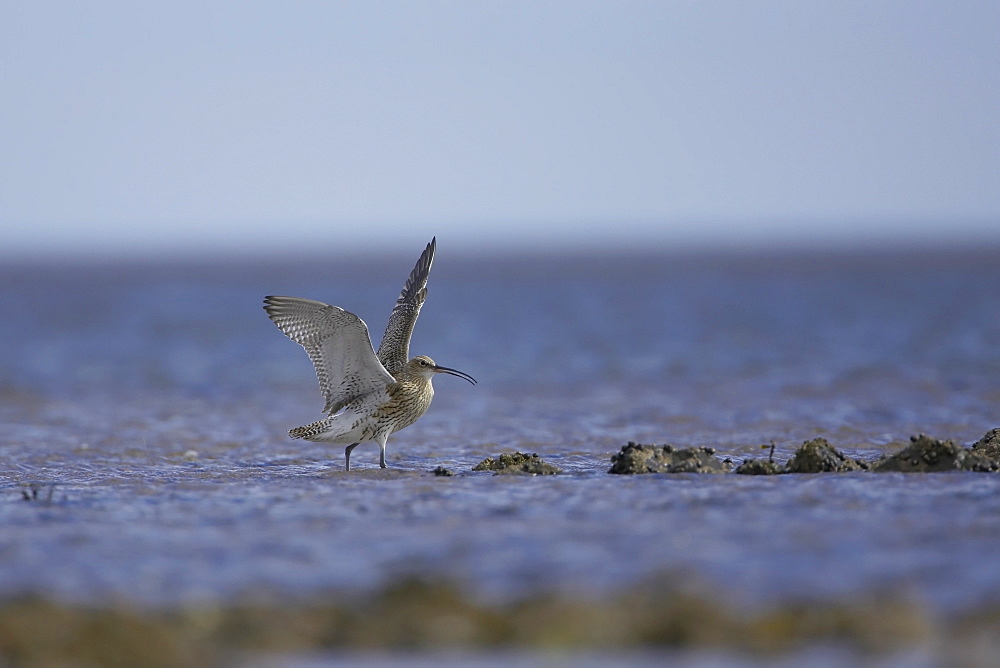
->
2, 248, 1000, 618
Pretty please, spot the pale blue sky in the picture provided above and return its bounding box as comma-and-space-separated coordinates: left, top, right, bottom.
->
2, 1, 998, 258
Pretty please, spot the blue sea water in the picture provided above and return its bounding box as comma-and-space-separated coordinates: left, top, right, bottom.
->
1, 247, 999, 616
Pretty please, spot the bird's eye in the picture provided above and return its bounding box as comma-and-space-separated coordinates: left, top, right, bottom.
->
419, 359, 427, 366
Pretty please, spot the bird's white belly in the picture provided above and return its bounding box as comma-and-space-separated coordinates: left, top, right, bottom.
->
310, 413, 373, 444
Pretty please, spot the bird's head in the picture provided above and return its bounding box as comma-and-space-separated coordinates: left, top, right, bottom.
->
408, 355, 477, 385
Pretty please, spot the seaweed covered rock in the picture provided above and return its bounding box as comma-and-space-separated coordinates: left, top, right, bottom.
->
472, 452, 561, 475
734, 444, 783, 475
785, 438, 866, 473
874, 434, 998, 473
734, 458, 783, 475
609, 442, 729, 474
972, 428, 1000, 462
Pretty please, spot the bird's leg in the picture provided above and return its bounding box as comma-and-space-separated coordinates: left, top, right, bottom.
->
378, 434, 389, 469
344, 442, 360, 471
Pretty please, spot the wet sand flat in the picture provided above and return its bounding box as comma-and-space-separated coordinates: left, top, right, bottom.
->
2, 249, 1000, 662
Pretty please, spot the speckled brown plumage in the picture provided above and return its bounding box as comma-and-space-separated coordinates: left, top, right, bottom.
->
264, 239, 476, 471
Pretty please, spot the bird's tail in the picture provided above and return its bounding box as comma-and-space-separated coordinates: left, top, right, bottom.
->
289, 418, 333, 440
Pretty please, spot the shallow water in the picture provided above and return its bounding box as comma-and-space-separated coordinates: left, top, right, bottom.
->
1, 248, 1000, 618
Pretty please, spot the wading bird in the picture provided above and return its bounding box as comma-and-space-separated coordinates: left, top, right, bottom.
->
264, 238, 476, 470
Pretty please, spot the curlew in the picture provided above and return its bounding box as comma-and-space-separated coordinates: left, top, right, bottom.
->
263, 238, 476, 471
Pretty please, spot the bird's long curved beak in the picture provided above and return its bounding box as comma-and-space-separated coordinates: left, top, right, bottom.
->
433, 364, 477, 385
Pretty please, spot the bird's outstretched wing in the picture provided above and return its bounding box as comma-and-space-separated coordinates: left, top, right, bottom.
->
264, 296, 395, 415
376, 237, 436, 374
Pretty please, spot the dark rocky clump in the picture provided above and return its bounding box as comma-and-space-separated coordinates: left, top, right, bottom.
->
608, 442, 729, 474
874, 434, 999, 473
735, 443, 783, 475
785, 438, 867, 473
472, 452, 561, 475
972, 428, 1000, 462
734, 458, 783, 475
432, 466, 454, 477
